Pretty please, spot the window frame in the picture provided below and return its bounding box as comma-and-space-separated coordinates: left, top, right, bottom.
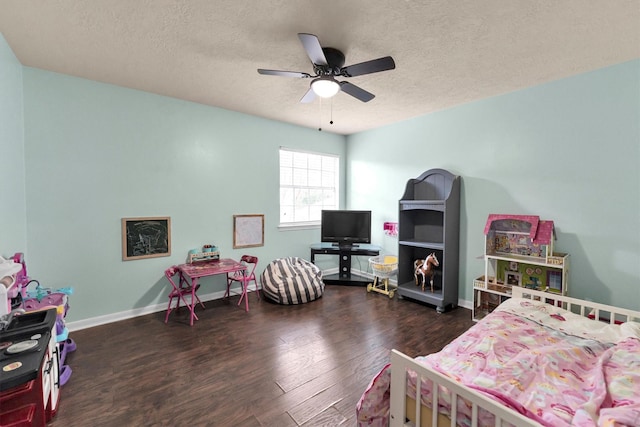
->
278, 147, 340, 229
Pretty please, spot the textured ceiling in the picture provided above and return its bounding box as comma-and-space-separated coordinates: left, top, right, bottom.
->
1, 1, 639, 135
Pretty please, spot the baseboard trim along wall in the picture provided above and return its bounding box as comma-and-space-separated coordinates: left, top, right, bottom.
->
66, 288, 241, 332
66, 269, 472, 332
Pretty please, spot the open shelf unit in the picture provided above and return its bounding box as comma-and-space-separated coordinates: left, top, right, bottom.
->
396, 169, 460, 312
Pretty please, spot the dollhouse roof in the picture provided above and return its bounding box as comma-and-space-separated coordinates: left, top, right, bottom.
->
533, 220, 556, 245
484, 214, 555, 245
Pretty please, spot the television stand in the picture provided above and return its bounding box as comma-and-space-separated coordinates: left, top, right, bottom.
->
310, 243, 381, 286
335, 244, 361, 253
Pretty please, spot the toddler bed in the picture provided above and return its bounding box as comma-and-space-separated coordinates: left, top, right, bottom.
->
357, 287, 640, 427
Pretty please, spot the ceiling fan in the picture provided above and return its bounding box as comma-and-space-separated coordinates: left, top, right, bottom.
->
258, 33, 395, 103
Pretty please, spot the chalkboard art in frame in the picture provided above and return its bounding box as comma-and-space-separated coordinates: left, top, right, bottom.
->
122, 217, 171, 261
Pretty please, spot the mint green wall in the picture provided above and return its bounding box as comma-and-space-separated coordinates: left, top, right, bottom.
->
0, 34, 27, 254
346, 60, 640, 310
22, 68, 345, 322
5, 33, 639, 322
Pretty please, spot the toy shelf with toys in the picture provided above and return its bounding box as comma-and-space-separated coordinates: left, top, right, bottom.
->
473, 214, 570, 321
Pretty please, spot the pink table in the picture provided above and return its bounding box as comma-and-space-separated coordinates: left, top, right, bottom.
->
177, 258, 246, 326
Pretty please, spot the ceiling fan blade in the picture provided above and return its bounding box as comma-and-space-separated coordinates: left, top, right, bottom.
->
341, 56, 395, 77
298, 33, 328, 66
258, 69, 311, 78
339, 82, 375, 102
299, 88, 317, 103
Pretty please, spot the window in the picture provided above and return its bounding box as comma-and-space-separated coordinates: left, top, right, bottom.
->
547, 270, 563, 293
279, 148, 339, 226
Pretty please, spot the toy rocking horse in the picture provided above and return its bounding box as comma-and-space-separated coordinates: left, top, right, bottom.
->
414, 253, 439, 292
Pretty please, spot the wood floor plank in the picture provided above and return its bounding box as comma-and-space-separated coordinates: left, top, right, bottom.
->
47, 285, 474, 426
287, 347, 390, 425
301, 406, 347, 427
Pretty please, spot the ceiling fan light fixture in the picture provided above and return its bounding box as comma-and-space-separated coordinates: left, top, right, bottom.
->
311, 77, 340, 98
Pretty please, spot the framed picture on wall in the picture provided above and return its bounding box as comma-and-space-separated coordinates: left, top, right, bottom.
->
121, 217, 171, 261
233, 214, 264, 249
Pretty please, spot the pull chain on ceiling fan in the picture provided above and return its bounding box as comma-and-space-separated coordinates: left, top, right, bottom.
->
316, 96, 335, 132
258, 33, 396, 103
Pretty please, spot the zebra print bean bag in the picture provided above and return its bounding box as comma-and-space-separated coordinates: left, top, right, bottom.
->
261, 257, 324, 304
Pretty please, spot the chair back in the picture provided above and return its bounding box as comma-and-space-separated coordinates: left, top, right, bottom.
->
240, 255, 258, 277
165, 266, 180, 289
164, 264, 205, 324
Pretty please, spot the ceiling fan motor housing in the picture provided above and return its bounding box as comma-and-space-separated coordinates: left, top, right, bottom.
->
316, 47, 345, 75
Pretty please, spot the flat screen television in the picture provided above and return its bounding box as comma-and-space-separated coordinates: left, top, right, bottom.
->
321, 210, 371, 247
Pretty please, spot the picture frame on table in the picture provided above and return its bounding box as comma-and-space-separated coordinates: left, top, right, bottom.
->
122, 216, 171, 261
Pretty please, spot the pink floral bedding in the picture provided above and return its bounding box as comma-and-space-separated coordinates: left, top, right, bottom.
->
356, 298, 640, 427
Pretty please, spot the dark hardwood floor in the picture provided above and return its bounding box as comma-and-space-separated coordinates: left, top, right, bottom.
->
49, 285, 474, 427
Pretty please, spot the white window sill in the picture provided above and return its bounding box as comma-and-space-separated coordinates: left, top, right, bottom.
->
278, 222, 320, 231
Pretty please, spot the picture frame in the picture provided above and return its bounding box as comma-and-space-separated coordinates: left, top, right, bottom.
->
505, 271, 522, 287
233, 214, 264, 249
122, 217, 171, 261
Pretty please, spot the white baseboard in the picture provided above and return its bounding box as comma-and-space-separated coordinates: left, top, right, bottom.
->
66, 286, 246, 332
457, 299, 472, 310
66, 271, 473, 332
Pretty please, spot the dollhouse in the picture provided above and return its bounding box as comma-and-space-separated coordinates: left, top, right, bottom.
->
473, 214, 570, 321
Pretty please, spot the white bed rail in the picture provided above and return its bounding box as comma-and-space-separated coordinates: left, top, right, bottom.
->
390, 349, 539, 427
511, 288, 640, 323
389, 290, 640, 427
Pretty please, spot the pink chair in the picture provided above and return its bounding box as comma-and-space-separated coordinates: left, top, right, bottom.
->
225, 255, 259, 312
164, 265, 205, 323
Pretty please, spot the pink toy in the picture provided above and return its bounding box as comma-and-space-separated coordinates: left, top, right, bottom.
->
383, 222, 398, 237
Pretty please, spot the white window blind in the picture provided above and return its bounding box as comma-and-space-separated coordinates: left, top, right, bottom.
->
279, 148, 339, 226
